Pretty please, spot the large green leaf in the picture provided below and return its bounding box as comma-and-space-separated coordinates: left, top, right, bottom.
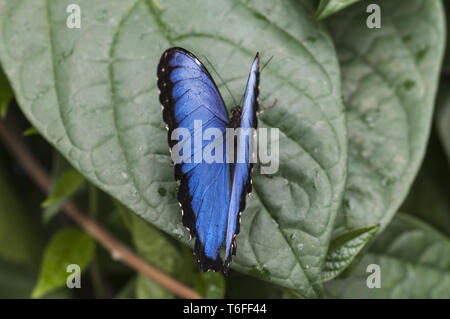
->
316, 0, 360, 19
325, 214, 450, 298
327, 0, 445, 235
0, 0, 347, 297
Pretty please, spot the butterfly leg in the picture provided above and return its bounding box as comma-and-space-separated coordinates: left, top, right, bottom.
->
257, 98, 278, 116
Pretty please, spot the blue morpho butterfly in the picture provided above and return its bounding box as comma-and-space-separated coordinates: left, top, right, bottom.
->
157, 47, 260, 273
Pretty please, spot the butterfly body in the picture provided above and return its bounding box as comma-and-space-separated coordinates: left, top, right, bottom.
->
157, 47, 259, 272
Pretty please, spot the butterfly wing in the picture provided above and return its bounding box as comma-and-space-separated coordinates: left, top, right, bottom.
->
157, 47, 231, 271
224, 54, 260, 269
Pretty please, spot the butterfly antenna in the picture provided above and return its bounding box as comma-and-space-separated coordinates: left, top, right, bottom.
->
238, 93, 244, 108
261, 55, 274, 72
203, 55, 238, 107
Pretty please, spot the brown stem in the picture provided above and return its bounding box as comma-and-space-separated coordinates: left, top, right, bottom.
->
0, 118, 201, 300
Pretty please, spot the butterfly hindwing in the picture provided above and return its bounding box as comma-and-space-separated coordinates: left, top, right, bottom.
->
225, 54, 260, 268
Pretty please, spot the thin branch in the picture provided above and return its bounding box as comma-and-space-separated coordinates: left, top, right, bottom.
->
0, 118, 201, 300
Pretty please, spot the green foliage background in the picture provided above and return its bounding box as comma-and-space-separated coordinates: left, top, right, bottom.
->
0, 0, 449, 299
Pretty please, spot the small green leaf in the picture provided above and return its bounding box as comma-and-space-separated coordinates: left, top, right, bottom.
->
41, 168, 85, 208
42, 152, 75, 223
325, 214, 450, 298
42, 199, 65, 223
322, 225, 378, 282
0, 66, 12, 117
316, 0, 360, 19
32, 228, 95, 299
23, 126, 39, 136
